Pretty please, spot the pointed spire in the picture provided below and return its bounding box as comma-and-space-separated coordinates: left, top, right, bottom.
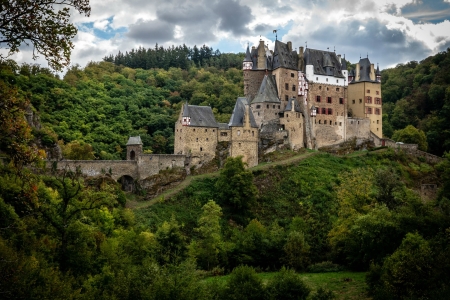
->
182, 101, 189, 117
341, 55, 347, 70
244, 43, 252, 62
376, 63, 381, 75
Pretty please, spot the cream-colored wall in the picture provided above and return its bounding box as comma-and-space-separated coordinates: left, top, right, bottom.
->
348, 82, 382, 138
251, 103, 281, 127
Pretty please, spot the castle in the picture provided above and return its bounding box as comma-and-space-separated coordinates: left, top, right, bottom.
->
173, 39, 382, 167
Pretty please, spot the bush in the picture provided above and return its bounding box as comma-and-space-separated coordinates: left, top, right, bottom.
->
308, 261, 343, 273
310, 287, 336, 300
223, 265, 265, 300
266, 267, 310, 300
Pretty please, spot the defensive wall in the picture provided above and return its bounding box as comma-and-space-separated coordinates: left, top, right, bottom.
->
49, 154, 186, 181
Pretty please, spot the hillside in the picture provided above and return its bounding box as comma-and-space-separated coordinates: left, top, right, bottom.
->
382, 48, 450, 155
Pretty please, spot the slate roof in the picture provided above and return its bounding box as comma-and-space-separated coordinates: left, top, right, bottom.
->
303, 48, 345, 78
229, 97, 258, 128
341, 56, 347, 70
350, 57, 378, 83
244, 45, 252, 62
272, 40, 298, 70
376, 64, 381, 76
218, 123, 230, 130
126, 136, 142, 145
284, 98, 302, 113
183, 104, 218, 127
251, 75, 280, 103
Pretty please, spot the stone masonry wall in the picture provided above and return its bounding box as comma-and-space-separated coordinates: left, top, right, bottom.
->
138, 154, 186, 179
51, 160, 138, 181
251, 103, 282, 127
346, 117, 371, 140
272, 68, 298, 110
244, 70, 266, 100
280, 112, 304, 150
230, 126, 259, 168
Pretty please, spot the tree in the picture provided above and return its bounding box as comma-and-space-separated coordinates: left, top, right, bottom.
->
189, 200, 223, 270
265, 267, 310, 300
215, 156, 258, 217
392, 125, 428, 151
223, 265, 265, 300
0, 0, 91, 70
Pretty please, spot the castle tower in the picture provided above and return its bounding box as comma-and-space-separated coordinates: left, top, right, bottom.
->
376, 64, 381, 82
126, 136, 143, 161
243, 44, 253, 70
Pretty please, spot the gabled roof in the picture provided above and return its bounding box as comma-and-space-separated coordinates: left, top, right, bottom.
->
218, 123, 230, 130
126, 136, 142, 145
272, 40, 298, 70
376, 64, 381, 76
251, 75, 280, 103
183, 104, 218, 127
229, 97, 258, 128
285, 98, 302, 113
303, 48, 345, 78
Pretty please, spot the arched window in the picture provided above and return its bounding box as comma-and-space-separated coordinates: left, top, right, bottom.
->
130, 150, 135, 160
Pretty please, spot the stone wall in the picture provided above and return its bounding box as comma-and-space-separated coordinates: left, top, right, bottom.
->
272, 67, 298, 110
251, 103, 282, 127
244, 70, 266, 100
346, 117, 371, 140
51, 160, 138, 181
230, 126, 259, 168
138, 154, 186, 179
280, 112, 304, 150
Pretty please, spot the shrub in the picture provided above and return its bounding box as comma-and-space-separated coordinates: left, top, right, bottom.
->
308, 261, 343, 273
222, 265, 265, 300
266, 267, 310, 300
310, 287, 336, 300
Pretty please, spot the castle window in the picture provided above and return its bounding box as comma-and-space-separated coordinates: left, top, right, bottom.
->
252, 131, 254, 136
256, 105, 261, 109
239, 143, 241, 147
273, 105, 275, 109
237, 130, 241, 136
316, 77, 318, 81
200, 147, 203, 151
267, 105, 269, 108
339, 98, 344, 104
196, 138, 198, 142
375, 108, 380, 115
367, 89, 370, 93
213, 129, 215, 132
324, 120, 327, 124
286, 114, 288, 117
351, 121, 353, 124
335, 122, 337, 125
376, 91, 380, 95
326, 78, 328, 82
336, 79, 339, 83
336, 88, 340, 92
292, 85, 296, 91
366, 96, 372, 104
339, 122, 342, 126
285, 95, 288, 101
278, 105, 280, 109
359, 99, 362, 103
375, 98, 381, 104
193, 129, 195, 131
206, 138, 209, 141
205, 129, 207, 132
327, 87, 329, 91
130, 150, 135, 160
377, 120, 379, 124
221, 132, 227, 137
316, 95, 321, 102
285, 83, 289, 90
180, 129, 182, 132
319, 86, 322, 90
322, 108, 326, 114
358, 121, 360, 124
352, 99, 355, 104
327, 97, 332, 103
291, 73, 294, 77
328, 108, 333, 115
319, 120, 322, 124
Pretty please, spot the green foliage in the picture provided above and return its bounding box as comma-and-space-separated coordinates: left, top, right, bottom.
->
155, 216, 187, 264
283, 231, 310, 271
0, 0, 91, 70
392, 125, 428, 151
215, 156, 258, 221
222, 265, 266, 300
308, 261, 343, 273
265, 267, 311, 300
310, 287, 336, 300
61, 140, 95, 160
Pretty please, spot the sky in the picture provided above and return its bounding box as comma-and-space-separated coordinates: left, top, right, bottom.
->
5, 0, 450, 73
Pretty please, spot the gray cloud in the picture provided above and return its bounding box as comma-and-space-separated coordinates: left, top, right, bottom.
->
400, 0, 450, 23
286, 17, 431, 67
213, 0, 253, 36
127, 19, 175, 44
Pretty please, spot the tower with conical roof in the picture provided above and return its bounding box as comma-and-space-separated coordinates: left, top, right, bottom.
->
243, 44, 253, 70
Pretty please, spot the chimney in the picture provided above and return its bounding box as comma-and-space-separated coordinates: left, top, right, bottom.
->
252, 46, 256, 51
287, 41, 292, 52
337, 54, 341, 63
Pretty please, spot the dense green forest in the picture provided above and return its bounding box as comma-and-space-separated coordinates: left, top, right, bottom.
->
0, 60, 243, 159
382, 48, 450, 155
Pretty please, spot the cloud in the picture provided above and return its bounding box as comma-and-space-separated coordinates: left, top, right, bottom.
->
127, 19, 175, 44
213, 0, 253, 36
400, 0, 450, 23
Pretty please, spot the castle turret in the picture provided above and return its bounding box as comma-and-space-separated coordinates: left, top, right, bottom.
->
126, 136, 142, 161
376, 63, 381, 82
243, 44, 253, 70
341, 55, 348, 86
